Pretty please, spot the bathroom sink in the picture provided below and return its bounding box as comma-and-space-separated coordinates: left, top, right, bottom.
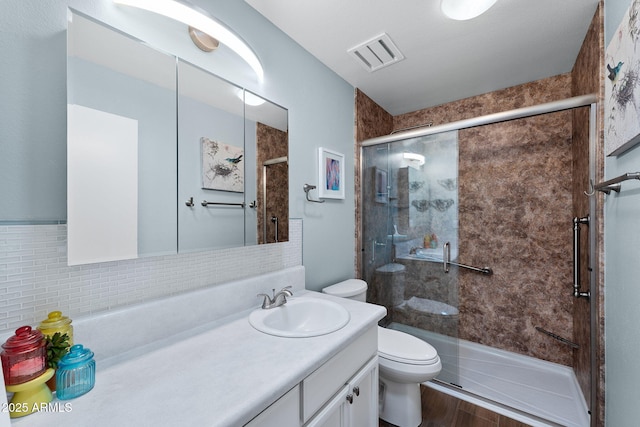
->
249, 298, 350, 338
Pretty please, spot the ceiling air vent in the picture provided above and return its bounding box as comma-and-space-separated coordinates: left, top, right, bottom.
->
347, 33, 405, 72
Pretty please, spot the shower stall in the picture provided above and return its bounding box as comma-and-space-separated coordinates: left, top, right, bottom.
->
360, 95, 597, 426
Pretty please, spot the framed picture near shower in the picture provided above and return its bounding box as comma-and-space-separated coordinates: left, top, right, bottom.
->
605, 0, 640, 156
201, 137, 244, 192
318, 147, 345, 199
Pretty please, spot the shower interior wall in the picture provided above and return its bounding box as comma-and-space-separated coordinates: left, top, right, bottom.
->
256, 122, 289, 244
354, 4, 603, 416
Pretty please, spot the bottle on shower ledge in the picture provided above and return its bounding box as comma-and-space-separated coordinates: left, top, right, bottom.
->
424, 233, 438, 249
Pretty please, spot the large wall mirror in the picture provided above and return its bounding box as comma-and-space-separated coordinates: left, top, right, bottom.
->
67, 10, 288, 265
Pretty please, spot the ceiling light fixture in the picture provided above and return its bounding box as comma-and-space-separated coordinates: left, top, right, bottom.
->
113, 0, 264, 81
441, 0, 497, 21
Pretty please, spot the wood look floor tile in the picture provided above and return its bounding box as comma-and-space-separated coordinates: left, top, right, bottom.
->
379, 385, 533, 427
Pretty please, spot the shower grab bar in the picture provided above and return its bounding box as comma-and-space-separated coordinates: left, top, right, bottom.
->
201, 201, 246, 208
443, 242, 493, 275
592, 172, 640, 194
535, 327, 579, 349
573, 216, 591, 299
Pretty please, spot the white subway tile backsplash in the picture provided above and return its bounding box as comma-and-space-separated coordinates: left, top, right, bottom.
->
0, 219, 302, 335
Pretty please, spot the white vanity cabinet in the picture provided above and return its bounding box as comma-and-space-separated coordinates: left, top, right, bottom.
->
305, 356, 378, 427
243, 326, 379, 427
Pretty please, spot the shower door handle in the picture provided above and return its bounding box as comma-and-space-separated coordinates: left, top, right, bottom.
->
573, 216, 590, 299
271, 216, 279, 243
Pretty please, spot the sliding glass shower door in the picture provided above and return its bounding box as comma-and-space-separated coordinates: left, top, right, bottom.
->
361, 130, 460, 386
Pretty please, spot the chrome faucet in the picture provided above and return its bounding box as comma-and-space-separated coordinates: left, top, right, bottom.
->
257, 286, 293, 309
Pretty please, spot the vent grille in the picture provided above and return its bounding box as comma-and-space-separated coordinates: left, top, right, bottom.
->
347, 33, 405, 72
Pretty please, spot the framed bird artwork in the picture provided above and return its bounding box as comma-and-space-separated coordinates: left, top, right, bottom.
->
201, 137, 245, 192
605, 0, 640, 156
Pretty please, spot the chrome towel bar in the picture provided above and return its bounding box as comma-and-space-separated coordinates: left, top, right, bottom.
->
201, 200, 246, 208
590, 172, 640, 194
443, 242, 492, 275
303, 183, 325, 203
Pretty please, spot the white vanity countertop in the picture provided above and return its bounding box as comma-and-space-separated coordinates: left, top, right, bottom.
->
13, 291, 386, 427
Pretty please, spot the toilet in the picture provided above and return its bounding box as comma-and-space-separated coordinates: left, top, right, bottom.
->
322, 279, 442, 427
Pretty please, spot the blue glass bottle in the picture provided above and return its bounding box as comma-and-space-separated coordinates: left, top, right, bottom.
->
56, 344, 95, 400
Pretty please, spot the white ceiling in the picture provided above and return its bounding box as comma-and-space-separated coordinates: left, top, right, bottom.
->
245, 0, 600, 116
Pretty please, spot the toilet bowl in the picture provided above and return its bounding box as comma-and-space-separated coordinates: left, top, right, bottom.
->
322, 279, 442, 427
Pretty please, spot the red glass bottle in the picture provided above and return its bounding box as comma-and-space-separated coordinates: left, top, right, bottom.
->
1, 326, 47, 385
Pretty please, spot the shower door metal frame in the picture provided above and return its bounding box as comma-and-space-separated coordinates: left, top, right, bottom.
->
359, 93, 599, 423
262, 156, 288, 244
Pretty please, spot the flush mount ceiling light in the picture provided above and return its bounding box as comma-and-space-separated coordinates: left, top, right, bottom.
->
441, 0, 497, 21
113, 0, 264, 81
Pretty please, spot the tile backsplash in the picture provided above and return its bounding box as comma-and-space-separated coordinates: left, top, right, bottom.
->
0, 219, 302, 334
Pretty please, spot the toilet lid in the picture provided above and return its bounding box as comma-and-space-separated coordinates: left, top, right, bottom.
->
322, 279, 367, 298
378, 327, 439, 365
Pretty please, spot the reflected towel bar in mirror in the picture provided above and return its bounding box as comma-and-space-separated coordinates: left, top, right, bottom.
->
201, 201, 246, 208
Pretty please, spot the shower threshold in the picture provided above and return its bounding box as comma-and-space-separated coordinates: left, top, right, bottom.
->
387, 322, 590, 427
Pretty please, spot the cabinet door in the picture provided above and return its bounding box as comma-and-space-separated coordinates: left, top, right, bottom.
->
305, 385, 349, 427
347, 356, 379, 427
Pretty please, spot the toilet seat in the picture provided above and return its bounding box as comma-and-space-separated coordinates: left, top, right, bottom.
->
378, 326, 439, 365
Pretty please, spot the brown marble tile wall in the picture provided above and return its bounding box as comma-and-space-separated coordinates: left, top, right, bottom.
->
394, 74, 572, 131
458, 112, 574, 365
571, 3, 604, 425
355, 89, 394, 278
256, 123, 288, 244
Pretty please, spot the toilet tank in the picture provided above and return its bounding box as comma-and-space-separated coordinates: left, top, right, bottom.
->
322, 279, 367, 302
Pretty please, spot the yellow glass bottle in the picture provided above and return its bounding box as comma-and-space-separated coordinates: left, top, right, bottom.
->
37, 311, 73, 345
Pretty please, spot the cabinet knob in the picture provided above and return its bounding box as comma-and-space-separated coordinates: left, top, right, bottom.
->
353, 386, 360, 397
346, 394, 353, 404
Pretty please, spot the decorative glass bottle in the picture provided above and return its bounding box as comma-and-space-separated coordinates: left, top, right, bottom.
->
1, 326, 47, 385
56, 344, 95, 400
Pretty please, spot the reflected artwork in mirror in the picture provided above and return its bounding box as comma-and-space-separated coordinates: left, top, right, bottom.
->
66, 10, 288, 266
178, 60, 246, 252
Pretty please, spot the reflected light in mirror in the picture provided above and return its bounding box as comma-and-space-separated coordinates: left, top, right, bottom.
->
113, 0, 264, 81
237, 89, 266, 106
403, 152, 425, 166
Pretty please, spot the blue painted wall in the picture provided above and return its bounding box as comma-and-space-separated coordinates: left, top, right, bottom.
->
604, 0, 640, 424
0, 0, 356, 289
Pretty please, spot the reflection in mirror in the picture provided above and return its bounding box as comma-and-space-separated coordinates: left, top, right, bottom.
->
244, 91, 289, 244
67, 11, 177, 265
177, 60, 247, 252
67, 11, 289, 265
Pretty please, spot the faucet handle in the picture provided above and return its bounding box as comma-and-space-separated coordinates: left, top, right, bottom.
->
257, 293, 273, 309
279, 286, 293, 296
